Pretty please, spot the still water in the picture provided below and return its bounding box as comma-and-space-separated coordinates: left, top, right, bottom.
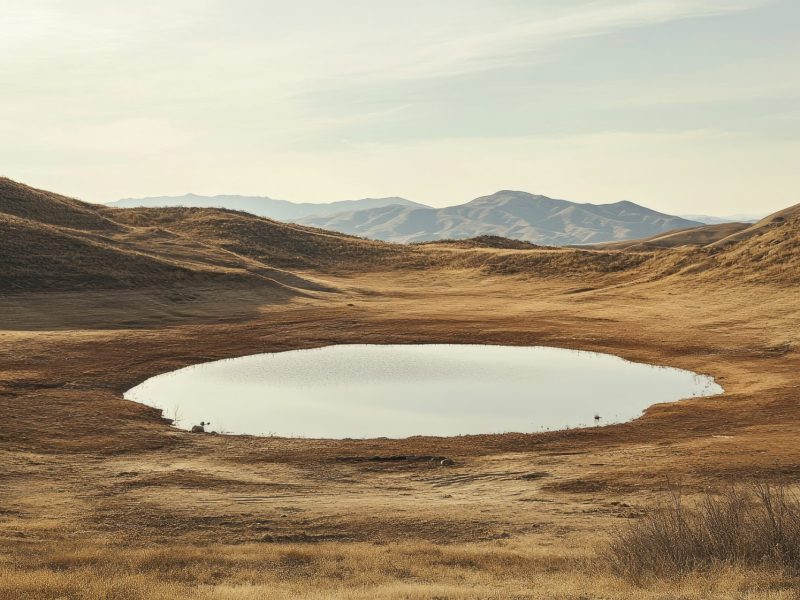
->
124, 344, 723, 439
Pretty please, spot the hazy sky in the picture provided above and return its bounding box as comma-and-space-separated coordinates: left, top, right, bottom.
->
2, 0, 798, 213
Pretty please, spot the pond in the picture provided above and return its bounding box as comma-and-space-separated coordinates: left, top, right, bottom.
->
124, 344, 723, 439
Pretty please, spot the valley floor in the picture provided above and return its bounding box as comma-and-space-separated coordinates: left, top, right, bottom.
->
1, 269, 799, 599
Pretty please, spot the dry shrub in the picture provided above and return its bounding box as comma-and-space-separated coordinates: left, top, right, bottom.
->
608, 484, 800, 582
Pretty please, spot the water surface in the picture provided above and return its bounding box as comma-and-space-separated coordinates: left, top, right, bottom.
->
124, 344, 723, 438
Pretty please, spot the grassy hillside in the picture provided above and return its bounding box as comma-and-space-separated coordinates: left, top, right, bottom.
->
581, 222, 752, 250
0, 177, 121, 232
577, 203, 800, 285
0, 179, 353, 293
0, 212, 207, 292
111, 206, 401, 271
3, 178, 798, 293
1, 177, 800, 598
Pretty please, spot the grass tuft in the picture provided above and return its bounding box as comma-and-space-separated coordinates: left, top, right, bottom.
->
607, 484, 800, 582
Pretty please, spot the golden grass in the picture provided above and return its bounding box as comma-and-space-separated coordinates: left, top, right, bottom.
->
2, 177, 800, 597
2, 538, 799, 600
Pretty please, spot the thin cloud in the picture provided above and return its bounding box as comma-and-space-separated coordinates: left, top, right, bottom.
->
0, 0, 792, 212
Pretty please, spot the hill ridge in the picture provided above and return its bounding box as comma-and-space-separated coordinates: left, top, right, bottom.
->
2, 178, 798, 295
108, 193, 429, 222
297, 190, 702, 245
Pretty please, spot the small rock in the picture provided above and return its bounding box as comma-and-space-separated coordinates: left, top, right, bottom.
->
190, 425, 205, 433
440, 458, 455, 467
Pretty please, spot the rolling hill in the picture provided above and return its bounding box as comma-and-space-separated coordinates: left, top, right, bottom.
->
107, 194, 428, 221
578, 222, 753, 251
585, 203, 800, 252
3, 177, 799, 295
0, 178, 395, 294
296, 191, 703, 245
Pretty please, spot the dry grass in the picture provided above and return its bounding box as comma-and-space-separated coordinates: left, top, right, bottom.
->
584, 222, 752, 251
1, 538, 799, 600
2, 177, 800, 597
608, 484, 800, 582
5, 177, 799, 292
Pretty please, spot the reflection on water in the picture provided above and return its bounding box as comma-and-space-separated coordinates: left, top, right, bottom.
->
124, 344, 723, 439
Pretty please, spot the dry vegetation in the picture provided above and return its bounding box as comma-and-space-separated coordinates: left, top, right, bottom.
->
1, 177, 800, 598
609, 484, 800, 582
6, 538, 800, 600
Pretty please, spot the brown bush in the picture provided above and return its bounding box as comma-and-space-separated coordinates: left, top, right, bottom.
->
607, 484, 800, 582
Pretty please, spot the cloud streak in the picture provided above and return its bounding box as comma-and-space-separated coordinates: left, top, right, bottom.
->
1, 1, 770, 88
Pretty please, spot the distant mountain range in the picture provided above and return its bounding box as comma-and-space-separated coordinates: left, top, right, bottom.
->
109, 190, 705, 246
107, 194, 428, 221
296, 191, 703, 245
680, 213, 763, 225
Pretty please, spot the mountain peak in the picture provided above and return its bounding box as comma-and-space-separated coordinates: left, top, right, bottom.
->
297, 192, 702, 244
104, 187, 704, 246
